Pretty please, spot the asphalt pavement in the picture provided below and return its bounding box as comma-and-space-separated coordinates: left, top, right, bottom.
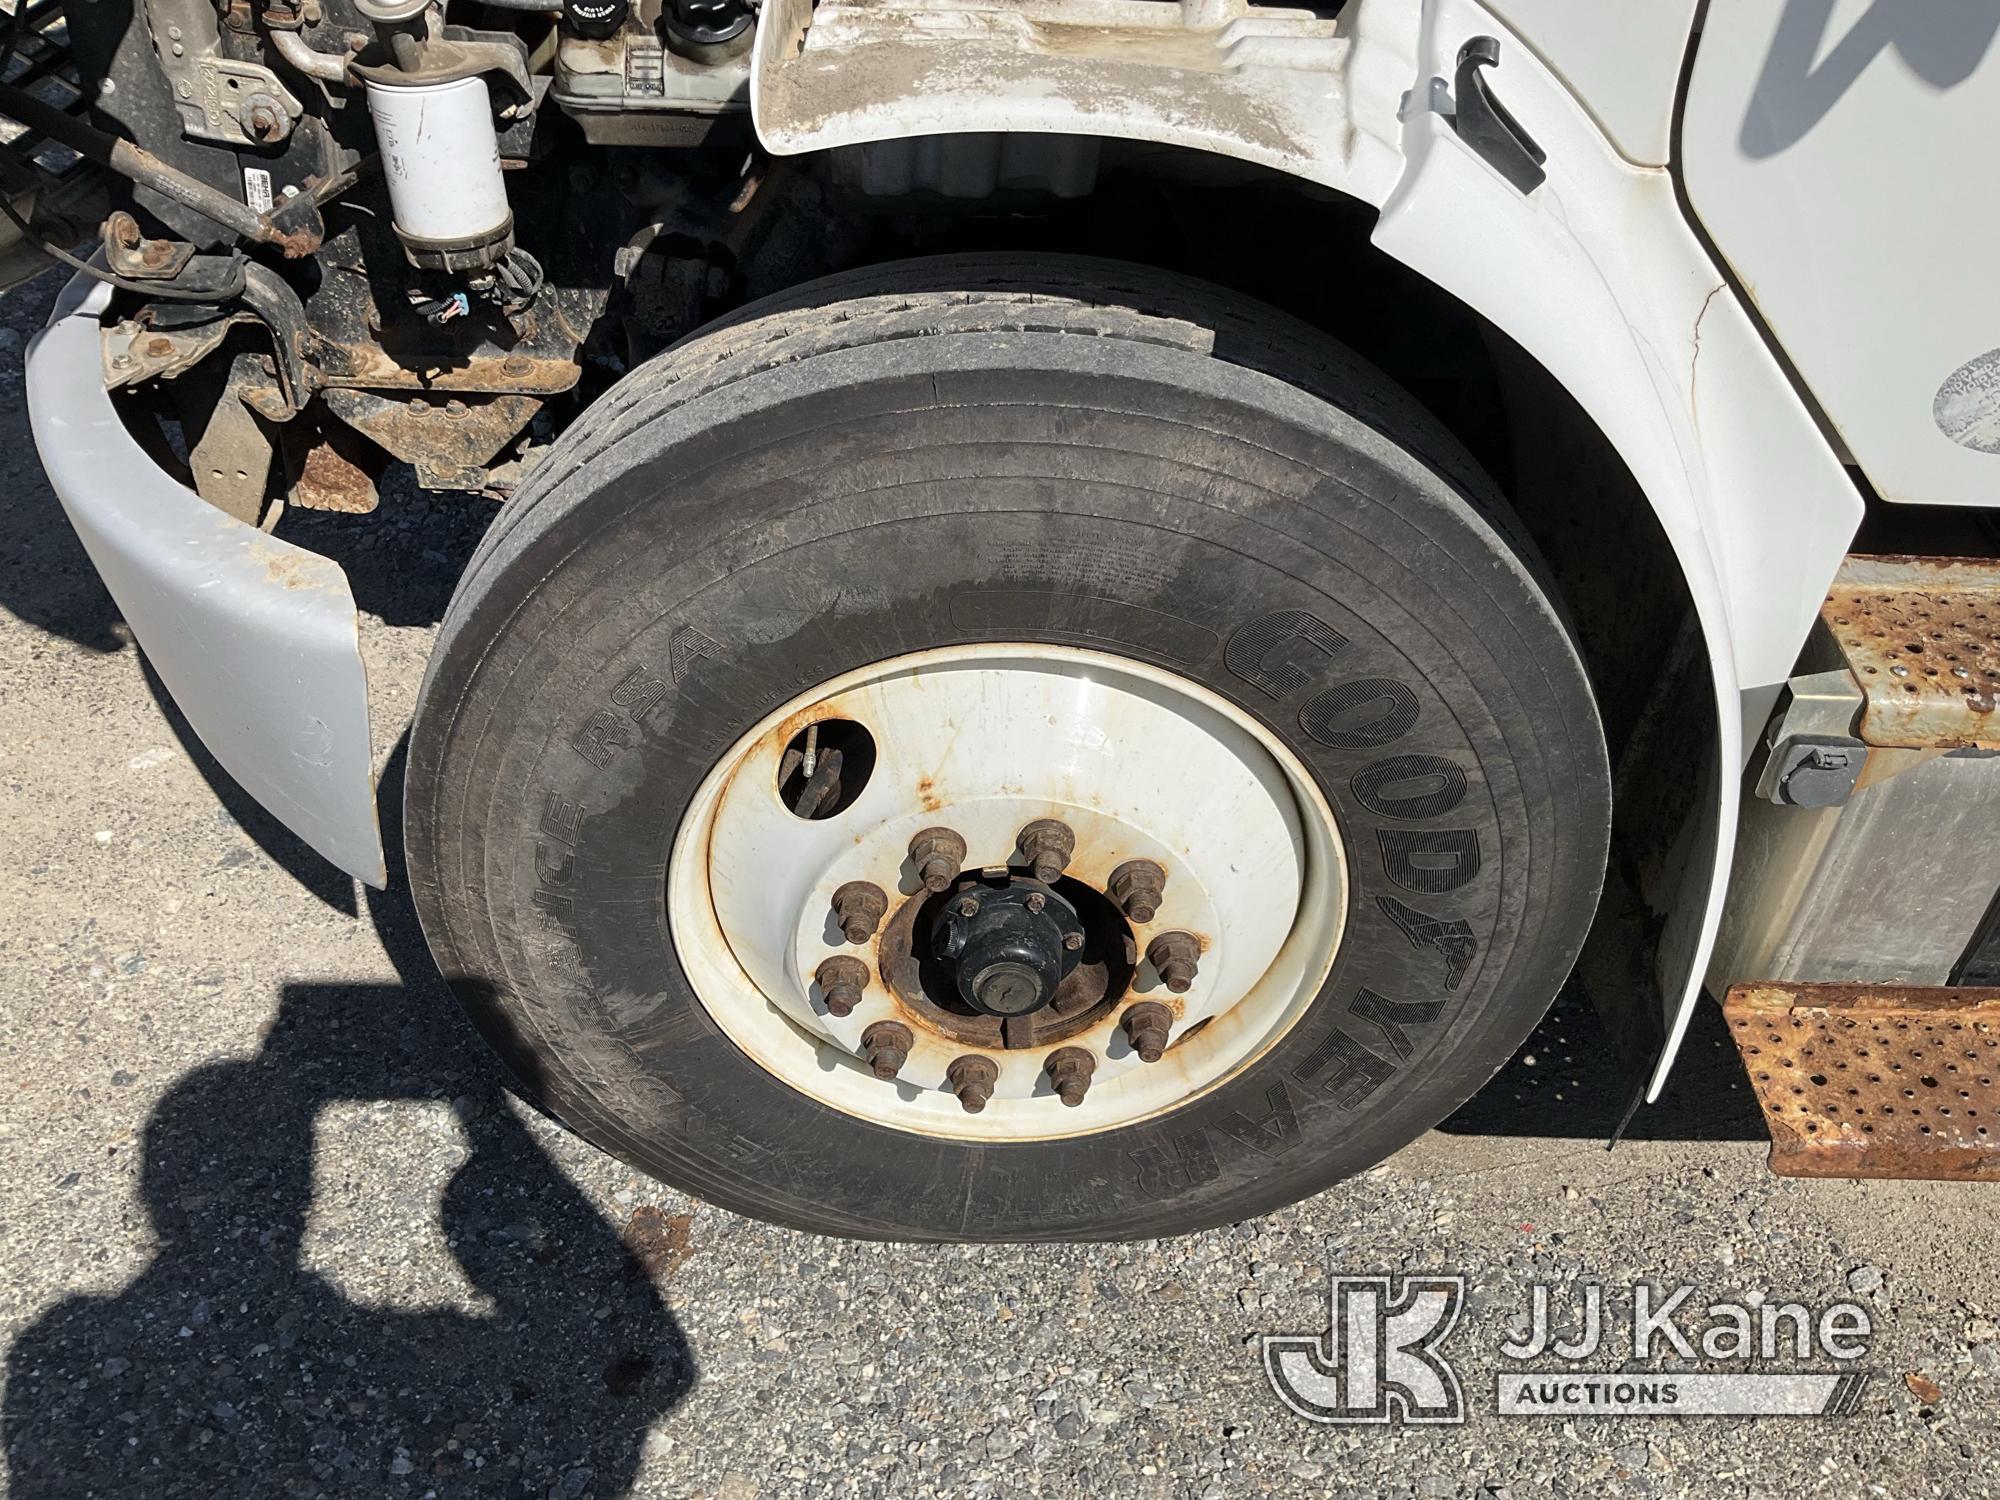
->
2, 268, 1997, 1498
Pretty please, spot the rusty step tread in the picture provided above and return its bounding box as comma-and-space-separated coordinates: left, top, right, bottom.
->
1823, 554, 2000, 748
1724, 982, 2000, 1180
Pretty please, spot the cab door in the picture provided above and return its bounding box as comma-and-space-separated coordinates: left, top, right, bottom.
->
1681, 0, 2000, 505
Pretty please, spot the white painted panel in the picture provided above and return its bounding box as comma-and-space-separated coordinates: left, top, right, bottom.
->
1684, 0, 2000, 506
1484, 0, 1699, 164
1379, 0, 1861, 1100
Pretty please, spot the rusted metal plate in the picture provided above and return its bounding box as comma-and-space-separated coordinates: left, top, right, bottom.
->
322, 389, 541, 492
313, 345, 584, 398
1822, 555, 2000, 748
289, 435, 380, 514
301, 222, 602, 398
1724, 982, 2000, 1179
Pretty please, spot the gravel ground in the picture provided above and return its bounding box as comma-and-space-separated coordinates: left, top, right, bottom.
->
3, 267, 2000, 1499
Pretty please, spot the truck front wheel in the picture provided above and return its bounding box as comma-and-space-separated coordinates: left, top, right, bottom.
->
405, 256, 1610, 1239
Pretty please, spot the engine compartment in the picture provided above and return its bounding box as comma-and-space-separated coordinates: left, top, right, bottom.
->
0, 0, 1389, 522
39, 0, 766, 517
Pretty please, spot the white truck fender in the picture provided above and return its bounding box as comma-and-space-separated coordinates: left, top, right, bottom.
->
26, 274, 386, 889
750, 0, 1866, 1098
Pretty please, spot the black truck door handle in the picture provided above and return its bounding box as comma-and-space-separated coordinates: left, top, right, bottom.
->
1452, 35, 1548, 195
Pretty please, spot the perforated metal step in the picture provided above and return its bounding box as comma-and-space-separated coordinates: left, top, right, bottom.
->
1822, 555, 2000, 749
1725, 982, 2000, 1179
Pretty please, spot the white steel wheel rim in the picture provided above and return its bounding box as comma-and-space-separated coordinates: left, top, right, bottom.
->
667, 644, 1347, 1142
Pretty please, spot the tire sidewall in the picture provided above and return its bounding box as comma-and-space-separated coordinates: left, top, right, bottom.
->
410, 331, 1603, 1240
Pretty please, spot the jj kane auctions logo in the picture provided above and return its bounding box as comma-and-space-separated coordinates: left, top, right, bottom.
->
1263, 1265, 1873, 1422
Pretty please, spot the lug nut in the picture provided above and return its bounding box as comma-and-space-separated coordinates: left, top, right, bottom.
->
1146, 931, 1200, 993
815, 955, 869, 1017
1122, 1001, 1173, 1063
1062, 931, 1084, 951
947, 1054, 999, 1113
1045, 1046, 1095, 1107
908, 827, 968, 894
1017, 818, 1075, 884
831, 880, 888, 944
860, 1020, 913, 1079
1107, 859, 1167, 923
954, 894, 981, 917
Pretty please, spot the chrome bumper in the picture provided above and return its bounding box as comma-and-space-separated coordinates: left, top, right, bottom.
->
26, 273, 384, 887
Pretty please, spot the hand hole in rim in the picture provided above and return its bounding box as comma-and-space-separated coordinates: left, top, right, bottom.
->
776, 717, 877, 819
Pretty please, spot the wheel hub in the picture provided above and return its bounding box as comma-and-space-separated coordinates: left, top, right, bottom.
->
930, 878, 1085, 1018
665, 644, 1349, 1141
875, 872, 1133, 1050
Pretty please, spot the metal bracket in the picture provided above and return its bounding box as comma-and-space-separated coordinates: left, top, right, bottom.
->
101, 210, 193, 279
101, 308, 248, 388
322, 386, 540, 489
351, 21, 534, 105
236, 260, 314, 412
189, 351, 281, 524
144, 0, 304, 146
1753, 666, 1866, 806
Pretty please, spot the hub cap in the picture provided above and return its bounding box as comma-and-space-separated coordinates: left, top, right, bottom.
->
666, 645, 1347, 1141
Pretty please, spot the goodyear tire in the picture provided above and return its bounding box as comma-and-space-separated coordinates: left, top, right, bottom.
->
405, 255, 1610, 1240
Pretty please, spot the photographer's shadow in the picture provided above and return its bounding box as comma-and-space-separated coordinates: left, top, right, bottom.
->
3, 751, 697, 1498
